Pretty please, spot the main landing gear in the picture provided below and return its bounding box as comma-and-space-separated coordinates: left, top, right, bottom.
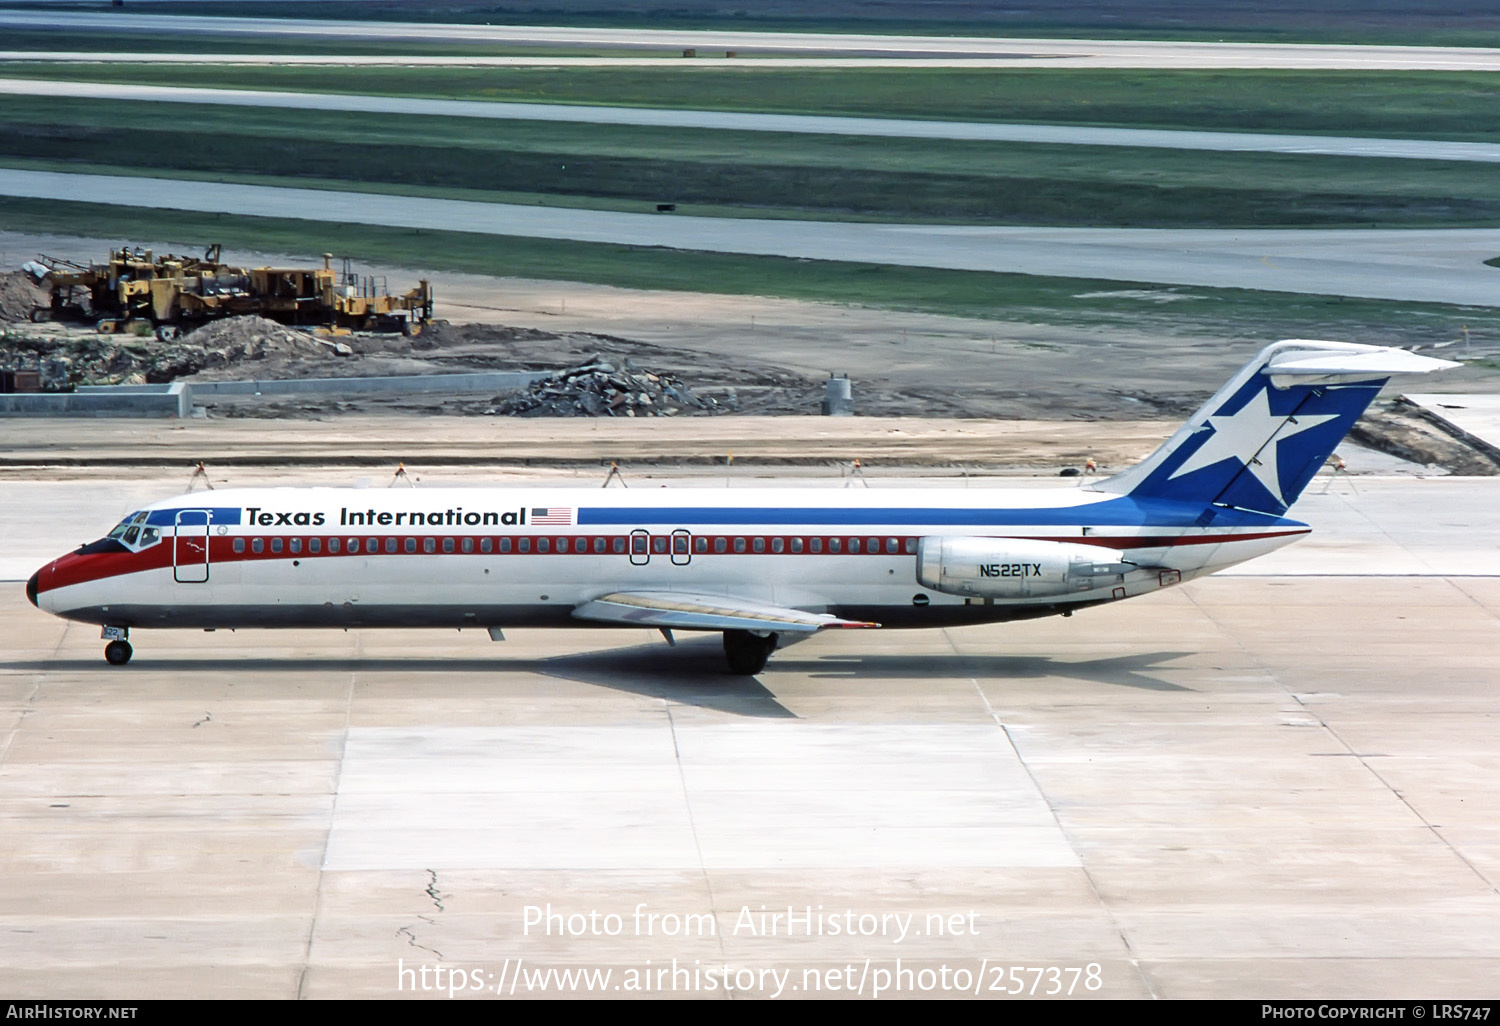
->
722, 629, 778, 676
102, 627, 132, 665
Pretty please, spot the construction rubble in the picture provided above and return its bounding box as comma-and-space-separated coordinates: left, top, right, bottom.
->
483, 355, 734, 417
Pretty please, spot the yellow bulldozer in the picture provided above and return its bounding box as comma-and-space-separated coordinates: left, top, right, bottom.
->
39, 245, 433, 334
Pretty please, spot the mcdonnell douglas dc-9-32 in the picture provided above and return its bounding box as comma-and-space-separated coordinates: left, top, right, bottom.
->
27, 340, 1453, 674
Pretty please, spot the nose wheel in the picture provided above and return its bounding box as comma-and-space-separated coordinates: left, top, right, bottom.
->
104, 639, 133, 665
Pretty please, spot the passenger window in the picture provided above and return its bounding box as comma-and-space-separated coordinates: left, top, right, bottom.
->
752, 538, 765, 553
673, 535, 689, 555
443, 538, 455, 553
771, 538, 784, 554
404, 538, 417, 553
828, 538, 841, 553
613, 537, 625, 554
904, 538, 917, 554
714, 537, 727, 554
810, 538, 823, 553
519, 538, 530, 553
423, 537, 436, 553
652, 536, 667, 554
233, 538, 245, 553
886, 538, 899, 554
366, 538, 378, 554
252, 538, 264, 554
538, 538, 550, 553
289, 538, 301, 554
694, 537, 707, 553
733, 537, 746, 553
329, 538, 340, 554
791, 538, 803, 553
632, 535, 647, 554
849, 538, 861, 554
461, 538, 473, 553
868, 537, 880, 553
556, 537, 569, 553
495, 538, 506, 553
271, 538, 283, 553
385, 538, 397, 554
594, 537, 607, 554
309, 538, 321, 553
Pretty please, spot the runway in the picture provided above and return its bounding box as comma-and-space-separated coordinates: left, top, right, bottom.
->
5, 77, 1498, 164
6, 11, 1500, 70
3, 458, 1499, 998
5, 168, 1498, 304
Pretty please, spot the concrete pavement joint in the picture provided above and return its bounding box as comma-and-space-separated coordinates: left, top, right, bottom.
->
952, 627, 1158, 999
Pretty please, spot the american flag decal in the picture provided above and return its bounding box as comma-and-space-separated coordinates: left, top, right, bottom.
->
530, 507, 573, 525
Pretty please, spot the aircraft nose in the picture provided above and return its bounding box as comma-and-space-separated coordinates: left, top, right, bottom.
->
26, 570, 39, 608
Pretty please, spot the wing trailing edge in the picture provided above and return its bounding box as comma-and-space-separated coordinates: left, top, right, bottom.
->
572, 591, 879, 633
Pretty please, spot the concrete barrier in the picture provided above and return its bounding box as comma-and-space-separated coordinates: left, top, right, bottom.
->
4, 371, 549, 418
0, 382, 191, 418
182, 370, 548, 397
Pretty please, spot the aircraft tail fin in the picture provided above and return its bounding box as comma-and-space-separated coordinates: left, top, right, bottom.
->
1093, 340, 1456, 515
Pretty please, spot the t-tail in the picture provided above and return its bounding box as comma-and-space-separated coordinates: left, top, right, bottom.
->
1093, 340, 1457, 516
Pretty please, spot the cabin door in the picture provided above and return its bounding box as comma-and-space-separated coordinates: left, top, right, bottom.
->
173, 510, 211, 583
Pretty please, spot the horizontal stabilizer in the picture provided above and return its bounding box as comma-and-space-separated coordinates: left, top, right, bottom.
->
572, 591, 879, 633
1264, 342, 1458, 386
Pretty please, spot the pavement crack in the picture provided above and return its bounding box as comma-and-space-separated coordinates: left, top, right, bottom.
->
425, 869, 449, 913
396, 926, 444, 961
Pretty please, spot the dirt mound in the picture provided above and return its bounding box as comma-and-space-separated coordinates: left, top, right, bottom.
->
0, 270, 47, 322
178, 316, 330, 358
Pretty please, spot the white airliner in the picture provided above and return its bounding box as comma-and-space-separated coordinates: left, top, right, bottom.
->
27, 340, 1453, 674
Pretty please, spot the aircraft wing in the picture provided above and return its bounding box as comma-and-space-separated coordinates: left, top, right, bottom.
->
572, 591, 879, 633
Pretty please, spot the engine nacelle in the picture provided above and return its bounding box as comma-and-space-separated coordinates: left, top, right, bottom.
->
915, 536, 1135, 599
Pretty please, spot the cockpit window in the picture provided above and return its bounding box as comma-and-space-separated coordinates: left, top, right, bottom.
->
102, 512, 163, 552
106, 512, 141, 540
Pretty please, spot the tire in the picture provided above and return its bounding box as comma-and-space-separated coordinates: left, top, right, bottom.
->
722, 630, 777, 675
104, 640, 132, 666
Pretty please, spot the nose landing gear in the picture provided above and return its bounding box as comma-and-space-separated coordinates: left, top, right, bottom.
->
102, 626, 132, 665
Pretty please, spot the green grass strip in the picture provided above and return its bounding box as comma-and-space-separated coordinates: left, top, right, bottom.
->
3, 97, 1500, 229
4, 195, 1497, 345
5, 65, 1499, 142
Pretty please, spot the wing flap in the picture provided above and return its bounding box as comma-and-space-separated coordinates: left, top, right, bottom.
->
572, 591, 878, 633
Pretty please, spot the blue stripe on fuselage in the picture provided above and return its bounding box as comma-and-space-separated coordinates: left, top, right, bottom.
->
143, 507, 244, 527
577, 497, 1295, 530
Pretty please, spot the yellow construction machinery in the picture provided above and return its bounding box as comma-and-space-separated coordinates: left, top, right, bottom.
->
38, 245, 433, 334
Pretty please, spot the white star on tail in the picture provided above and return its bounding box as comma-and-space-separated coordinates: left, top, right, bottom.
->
1167, 387, 1337, 507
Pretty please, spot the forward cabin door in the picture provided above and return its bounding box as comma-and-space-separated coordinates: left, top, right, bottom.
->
173, 510, 211, 583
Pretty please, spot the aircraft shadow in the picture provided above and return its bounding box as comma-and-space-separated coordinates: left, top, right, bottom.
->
0, 636, 797, 719
0, 646, 1191, 718
773, 650, 1196, 692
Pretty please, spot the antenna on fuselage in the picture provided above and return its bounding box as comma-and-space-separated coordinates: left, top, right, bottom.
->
389, 462, 415, 487
602, 461, 628, 488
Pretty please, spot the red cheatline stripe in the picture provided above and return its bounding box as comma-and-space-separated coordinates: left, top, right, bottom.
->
36, 528, 1308, 593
